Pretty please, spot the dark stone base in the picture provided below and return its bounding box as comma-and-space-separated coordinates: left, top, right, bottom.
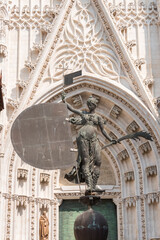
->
80, 195, 101, 207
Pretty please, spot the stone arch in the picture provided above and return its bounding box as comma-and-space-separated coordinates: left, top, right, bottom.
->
4, 75, 160, 240
31, 75, 160, 239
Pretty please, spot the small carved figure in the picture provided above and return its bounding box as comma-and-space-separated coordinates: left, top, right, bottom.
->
62, 93, 116, 193
39, 211, 49, 240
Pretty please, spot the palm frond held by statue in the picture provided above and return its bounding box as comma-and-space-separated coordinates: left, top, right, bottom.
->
102, 131, 153, 150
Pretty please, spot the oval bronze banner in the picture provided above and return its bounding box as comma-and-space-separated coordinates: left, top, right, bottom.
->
11, 103, 76, 170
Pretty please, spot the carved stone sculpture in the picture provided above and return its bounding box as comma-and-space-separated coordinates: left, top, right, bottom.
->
39, 211, 49, 240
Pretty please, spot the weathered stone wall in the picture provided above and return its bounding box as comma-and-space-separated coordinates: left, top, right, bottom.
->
0, 0, 160, 239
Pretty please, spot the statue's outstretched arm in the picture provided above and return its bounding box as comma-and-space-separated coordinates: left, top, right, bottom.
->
66, 103, 82, 116
98, 117, 116, 143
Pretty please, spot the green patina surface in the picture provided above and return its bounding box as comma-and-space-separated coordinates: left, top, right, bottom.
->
59, 199, 117, 240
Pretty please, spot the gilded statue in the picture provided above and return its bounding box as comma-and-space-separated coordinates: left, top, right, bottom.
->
39, 211, 49, 240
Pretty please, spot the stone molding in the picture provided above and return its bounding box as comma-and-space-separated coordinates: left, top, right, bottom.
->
7, 98, 19, 109
3, 191, 160, 203
124, 197, 136, 208
139, 142, 152, 155
71, 94, 83, 107
146, 165, 157, 177
125, 40, 136, 51
154, 97, 160, 115
144, 78, 154, 87
134, 58, 145, 71
30, 168, 36, 240
55, 191, 120, 199
126, 121, 139, 133
150, 238, 160, 240
109, 131, 118, 140
122, 192, 160, 205
0, 44, 7, 57
16, 80, 28, 89
108, 1, 158, 25
17, 168, 28, 180
8, 4, 58, 30
24, 60, 35, 71
40, 173, 50, 184
117, 149, 129, 161
16, 196, 27, 208
32, 43, 44, 52
110, 104, 122, 118
147, 193, 159, 204
0, 123, 3, 131
0, 152, 4, 157
124, 171, 134, 182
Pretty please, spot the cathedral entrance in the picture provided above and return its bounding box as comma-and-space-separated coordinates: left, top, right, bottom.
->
59, 199, 118, 240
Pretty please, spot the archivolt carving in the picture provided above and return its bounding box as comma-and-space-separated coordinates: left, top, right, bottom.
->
30, 168, 36, 240
6, 152, 15, 240
6, 81, 160, 240
52, 0, 120, 81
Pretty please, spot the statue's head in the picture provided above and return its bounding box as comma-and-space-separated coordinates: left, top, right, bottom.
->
87, 96, 98, 109
87, 96, 98, 111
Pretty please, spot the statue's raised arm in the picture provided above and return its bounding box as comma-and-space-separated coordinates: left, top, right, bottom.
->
61, 91, 83, 116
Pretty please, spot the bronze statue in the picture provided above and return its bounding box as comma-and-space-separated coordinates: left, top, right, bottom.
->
39, 211, 49, 240
62, 94, 116, 193
62, 93, 153, 194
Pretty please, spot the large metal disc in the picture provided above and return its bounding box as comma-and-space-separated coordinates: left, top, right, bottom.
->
11, 103, 76, 170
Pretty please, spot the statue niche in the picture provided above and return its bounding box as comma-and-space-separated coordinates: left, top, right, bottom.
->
39, 211, 49, 240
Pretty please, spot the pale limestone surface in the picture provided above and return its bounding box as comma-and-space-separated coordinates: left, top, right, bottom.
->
0, 0, 160, 239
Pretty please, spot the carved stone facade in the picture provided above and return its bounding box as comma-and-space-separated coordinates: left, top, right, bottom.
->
17, 168, 28, 180
0, 0, 160, 240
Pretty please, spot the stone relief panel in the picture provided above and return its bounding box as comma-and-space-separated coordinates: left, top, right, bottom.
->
50, 0, 126, 81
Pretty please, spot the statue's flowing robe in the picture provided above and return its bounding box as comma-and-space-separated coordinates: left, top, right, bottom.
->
39, 215, 49, 240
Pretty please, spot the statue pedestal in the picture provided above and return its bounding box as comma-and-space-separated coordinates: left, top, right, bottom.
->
80, 195, 101, 207
74, 195, 108, 240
